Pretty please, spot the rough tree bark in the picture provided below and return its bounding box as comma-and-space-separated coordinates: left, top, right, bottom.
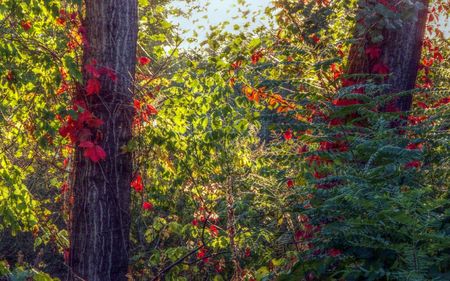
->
347, 0, 429, 111
68, 1, 138, 280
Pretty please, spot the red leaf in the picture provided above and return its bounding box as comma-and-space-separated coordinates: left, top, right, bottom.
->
405, 160, 421, 169
377, 0, 398, 12
73, 99, 87, 111
433, 97, 450, 108
251, 51, 263, 64
313, 170, 326, 179
77, 110, 93, 123
100, 67, 117, 81
138, 56, 151, 65
77, 128, 93, 142
21, 21, 32, 31
329, 118, 344, 126
298, 145, 309, 153
209, 225, 218, 236
310, 34, 320, 44
417, 102, 429, 109
6, 70, 14, 81
408, 115, 427, 125
142, 201, 153, 210
133, 99, 141, 111
77, 110, 103, 128
61, 182, 69, 194
56, 17, 66, 26
197, 248, 207, 261
57, 82, 69, 95
284, 129, 293, 140
146, 104, 158, 115
107, 70, 117, 81
372, 63, 390, 75
86, 78, 101, 96
341, 79, 357, 87
245, 247, 251, 257
86, 117, 104, 128
83, 144, 107, 162
231, 60, 242, 70
365, 45, 381, 60
433, 50, 443, 62
330, 63, 343, 80
287, 179, 294, 188
327, 248, 342, 257
63, 249, 70, 263
422, 57, 434, 67
79, 140, 94, 148
131, 174, 143, 192
332, 98, 361, 106
85, 61, 101, 78
406, 143, 423, 150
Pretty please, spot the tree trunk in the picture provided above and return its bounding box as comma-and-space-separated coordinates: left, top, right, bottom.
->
68, 1, 138, 280
347, 0, 429, 111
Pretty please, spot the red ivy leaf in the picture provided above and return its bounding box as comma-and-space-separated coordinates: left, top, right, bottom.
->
313, 170, 326, 179
365, 45, 381, 60
231, 60, 242, 70
21, 21, 32, 31
86, 78, 101, 96
83, 143, 107, 162
327, 248, 342, 257
85, 60, 101, 78
107, 70, 117, 82
372, 63, 390, 75
287, 179, 294, 188
131, 174, 143, 192
138, 56, 151, 65
142, 201, 153, 210
377, 0, 398, 12
79, 140, 94, 148
251, 51, 263, 64
284, 129, 293, 140
197, 248, 207, 261
405, 160, 421, 169
209, 225, 219, 237
86, 117, 104, 128
61, 182, 69, 194
330, 63, 343, 80
433, 97, 450, 108
408, 115, 427, 125
406, 143, 423, 150
63, 249, 70, 263
245, 247, 251, 257
417, 101, 429, 109
310, 34, 320, 44
332, 98, 361, 106
298, 145, 309, 153
422, 57, 434, 67
133, 99, 141, 111
77, 128, 93, 142
56, 17, 66, 26
146, 104, 158, 115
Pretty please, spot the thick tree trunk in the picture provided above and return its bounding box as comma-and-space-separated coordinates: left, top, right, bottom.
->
68, 1, 138, 281
347, 0, 429, 111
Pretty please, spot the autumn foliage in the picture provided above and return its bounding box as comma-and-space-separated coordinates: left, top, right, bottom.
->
0, 0, 449, 281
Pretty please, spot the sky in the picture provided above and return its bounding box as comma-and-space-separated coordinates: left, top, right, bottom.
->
169, 0, 273, 47
169, 0, 449, 48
